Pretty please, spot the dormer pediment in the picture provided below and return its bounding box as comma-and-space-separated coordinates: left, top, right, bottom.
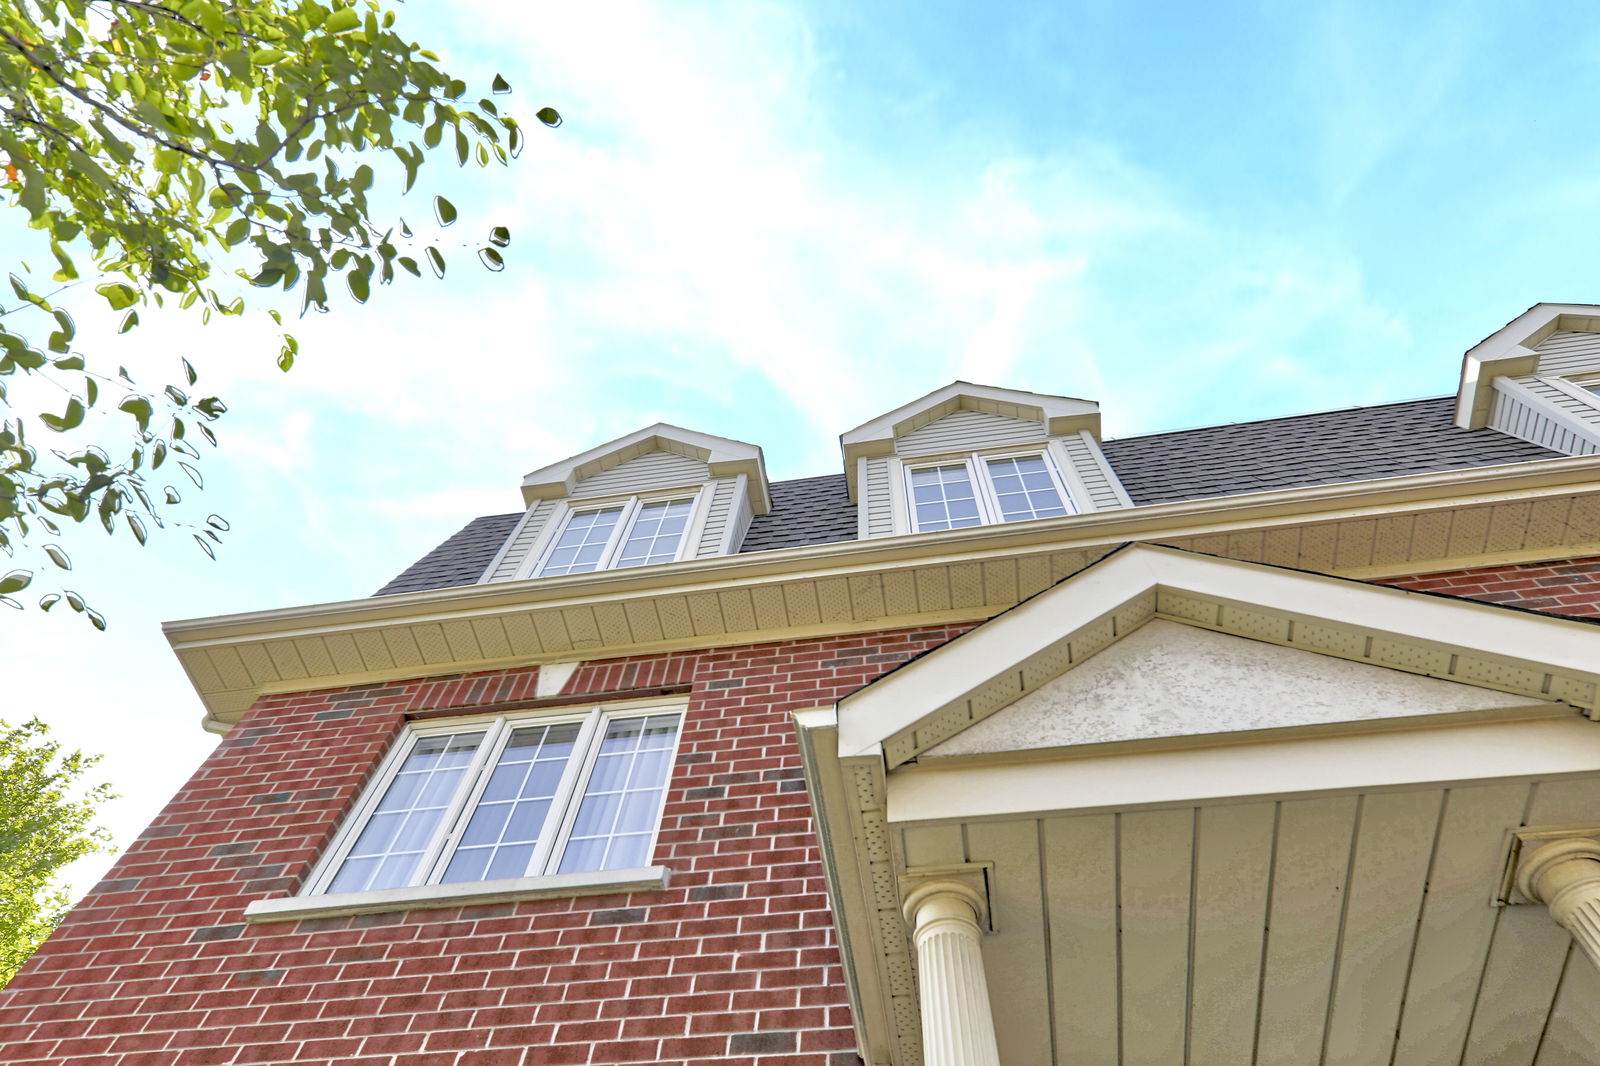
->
521, 423, 770, 513
1455, 304, 1600, 456
841, 382, 1101, 485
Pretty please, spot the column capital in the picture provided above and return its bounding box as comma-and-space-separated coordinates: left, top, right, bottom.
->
1516, 836, 1600, 905
900, 863, 992, 931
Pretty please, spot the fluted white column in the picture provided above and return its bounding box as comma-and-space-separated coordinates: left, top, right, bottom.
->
902, 880, 1001, 1066
1517, 836, 1600, 973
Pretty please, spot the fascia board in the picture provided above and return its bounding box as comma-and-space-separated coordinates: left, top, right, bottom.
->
166, 452, 1600, 648
1455, 303, 1600, 428
520, 422, 768, 506
792, 709, 895, 1065
885, 716, 1600, 823
836, 543, 1600, 758
839, 381, 1099, 476
1495, 376, 1600, 451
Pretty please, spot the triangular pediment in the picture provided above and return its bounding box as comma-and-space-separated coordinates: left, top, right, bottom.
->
836, 544, 1600, 767
924, 619, 1553, 759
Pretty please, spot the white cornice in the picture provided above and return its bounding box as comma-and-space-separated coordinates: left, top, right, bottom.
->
166, 453, 1600, 731
520, 422, 771, 513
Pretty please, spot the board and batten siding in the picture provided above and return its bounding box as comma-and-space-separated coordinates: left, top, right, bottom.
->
1535, 329, 1600, 376
896, 774, 1600, 1066
568, 449, 710, 499
1490, 377, 1600, 456
894, 408, 1047, 459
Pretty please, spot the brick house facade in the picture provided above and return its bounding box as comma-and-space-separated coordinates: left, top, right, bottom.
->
7, 303, 1600, 1064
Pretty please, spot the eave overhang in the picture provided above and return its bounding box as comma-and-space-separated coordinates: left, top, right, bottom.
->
167, 453, 1600, 732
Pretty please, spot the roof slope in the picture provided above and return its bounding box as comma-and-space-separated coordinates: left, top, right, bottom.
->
374, 513, 521, 595
1100, 396, 1559, 505
373, 397, 1562, 596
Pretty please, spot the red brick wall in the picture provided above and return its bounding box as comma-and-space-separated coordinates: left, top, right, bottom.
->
1377, 555, 1600, 617
0, 623, 973, 1066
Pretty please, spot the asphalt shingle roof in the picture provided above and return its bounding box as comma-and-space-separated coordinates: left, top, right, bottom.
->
374, 513, 521, 596
738, 474, 856, 553
373, 396, 1564, 596
1099, 397, 1560, 506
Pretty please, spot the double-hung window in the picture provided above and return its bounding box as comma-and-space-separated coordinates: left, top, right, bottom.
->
537, 495, 698, 577
307, 704, 682, 896
906, 451, 1075, 532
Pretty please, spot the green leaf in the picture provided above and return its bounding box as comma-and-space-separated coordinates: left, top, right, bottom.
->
0, 570, 32, 595
96, 284, 137, 311
251, 48, 286, 65
324, 6, 361, 33
348, 270, 369, 303
492, 74, 512, 94
42, 544, 71, 571
127, 514, 148, 546
536, 107, 563, 127
489, 226, 511, 248
478, 248, 505, 271
434, 196, 458, 227
118, 397, 153, 432
425, 247, 445, 278
119, 311, 140, 334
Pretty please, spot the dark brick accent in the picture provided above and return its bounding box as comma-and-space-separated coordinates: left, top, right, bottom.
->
729, 1031, 797, 1054
684, 786, 726, 800
589, 908, 648, 926
230, 968, 285, 987
688, 885, 745, 902
189, 924, 245, 943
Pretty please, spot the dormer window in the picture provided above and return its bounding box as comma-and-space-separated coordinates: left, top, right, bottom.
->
907, 451, 1075, 532
537, 495, 698, 577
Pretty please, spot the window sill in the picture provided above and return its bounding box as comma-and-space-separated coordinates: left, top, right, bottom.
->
242, 865, 671, 923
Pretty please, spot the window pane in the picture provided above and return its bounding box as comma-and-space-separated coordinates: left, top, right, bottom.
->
440, 722, 581, 884
907, 464, 983, 531
614, 498, 695, 569
540, 507, 625, 576
326, 731, 484, 894
985, 456, 1070, 522
557, 714, 680, 874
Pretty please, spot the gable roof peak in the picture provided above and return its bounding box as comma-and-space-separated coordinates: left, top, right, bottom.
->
519, 422, 770, 512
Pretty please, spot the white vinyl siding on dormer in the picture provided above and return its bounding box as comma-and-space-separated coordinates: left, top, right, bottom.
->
856, 409, 1132, 538
895, 408, 1050, 458
482, 449, 754, 583
1485, 330, 1600, 455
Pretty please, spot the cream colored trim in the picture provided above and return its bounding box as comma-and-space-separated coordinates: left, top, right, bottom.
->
243, 866, 670, 923
167, 454, 1600, 729
1455, 305, 1600, 428
836, 544, 1600, 765
477, 505, 539, 585
520, 422, 770, 513
1538, 373, 1600, 413
1045, 438, 1098, 513
1078, 431, 1135, 507
793, 708, 910, 1066
840, 382, 1101, 494
885, 717, 1600, 823
885, 454, 909, 536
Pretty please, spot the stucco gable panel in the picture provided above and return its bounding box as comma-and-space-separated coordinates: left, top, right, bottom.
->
925, 618, 1549, 758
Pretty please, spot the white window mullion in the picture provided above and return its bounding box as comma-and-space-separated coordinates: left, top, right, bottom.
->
418, 717, 511, 884
969, 457, 1003, 525
529, 709, 606, 876
596, 498, 643, 570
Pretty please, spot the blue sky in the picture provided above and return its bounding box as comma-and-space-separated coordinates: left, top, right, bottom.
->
15, 0, 1600, 898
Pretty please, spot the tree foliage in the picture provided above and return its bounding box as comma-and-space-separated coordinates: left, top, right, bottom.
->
0, 0, 555, 622
0, 718, 112, 988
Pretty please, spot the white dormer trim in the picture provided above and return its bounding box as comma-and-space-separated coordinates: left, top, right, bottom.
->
1455, 304, 1600, 429
840, 382, 1102, 498
520, 423, 771, 514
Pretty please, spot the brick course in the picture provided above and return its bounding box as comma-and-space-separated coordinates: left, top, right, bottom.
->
1378, 555, 1600, 617
0, 624, 971, 1065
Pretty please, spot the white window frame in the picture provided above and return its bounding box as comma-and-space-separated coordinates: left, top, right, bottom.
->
301, 699, 685, 897
529, 487, 707, 579
901, 448, 1077, 533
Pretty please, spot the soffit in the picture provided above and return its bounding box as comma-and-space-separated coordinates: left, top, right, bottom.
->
168, 458, 1600, 732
